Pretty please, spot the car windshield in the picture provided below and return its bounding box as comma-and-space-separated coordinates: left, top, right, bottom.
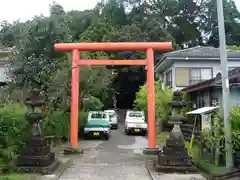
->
128, 112, 143, 118
90, 113, 107, 119
105, 111, 116, 117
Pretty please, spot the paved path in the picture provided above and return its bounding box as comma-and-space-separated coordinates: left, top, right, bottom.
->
57, 110, 205, 180
59, 122, 151, 180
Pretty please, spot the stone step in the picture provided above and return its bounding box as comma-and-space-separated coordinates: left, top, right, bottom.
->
158, 154, 192, 166
17, 152, 55, 167
154, 160, 198, 173
18, 160, 60, 174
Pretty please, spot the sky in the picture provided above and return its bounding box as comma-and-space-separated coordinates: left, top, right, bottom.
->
0, 0, 240, 23
0, 0, 100, 22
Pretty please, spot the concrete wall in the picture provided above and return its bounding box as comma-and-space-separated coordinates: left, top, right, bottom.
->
0, 67, 7, 82
216, 87, 240, 108
189, 87, 240, 110
0, 53, 10, 82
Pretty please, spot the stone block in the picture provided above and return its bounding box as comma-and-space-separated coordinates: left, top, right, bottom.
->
17, 152, 55, 167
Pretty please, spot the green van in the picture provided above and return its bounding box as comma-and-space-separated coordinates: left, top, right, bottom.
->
84, 111, 111, 140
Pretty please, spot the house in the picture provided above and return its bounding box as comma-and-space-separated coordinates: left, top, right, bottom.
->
0, 47, 14, 85
154, 46, 240, 91
182, 68, 240, 109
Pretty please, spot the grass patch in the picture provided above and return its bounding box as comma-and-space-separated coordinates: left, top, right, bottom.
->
0, 174, 37, 180
187, 144, 232, 175
198, 161, 229, 175
156, 132, 168, 146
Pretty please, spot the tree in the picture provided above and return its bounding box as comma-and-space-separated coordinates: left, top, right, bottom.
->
206, 0, 240, 47
134, 81, 173, 124
4, 3, 115, 111
1, 0, 240, 110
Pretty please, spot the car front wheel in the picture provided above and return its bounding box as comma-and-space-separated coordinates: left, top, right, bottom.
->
105, 134, 109, 140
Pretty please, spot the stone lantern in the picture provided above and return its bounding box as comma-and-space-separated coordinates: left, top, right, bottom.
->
155, 91, 197, 173
17, 89, 59, 174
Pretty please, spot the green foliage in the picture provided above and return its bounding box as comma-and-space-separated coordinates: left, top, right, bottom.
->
200, 107, 240, 165
41, 111, 70, 141
134, 81, 172, 124
78, 111, 88, 138
185, 141, 201, 161
0, 174, 36, 180
156, 132, 168, 146
83, 96, 104, 111
0, 103, 30, 173
230, 106, 240, 131
80, 21, 119, 42
228, 46, 240, 51
4, 3, 116, 111
181, 92, 192, 115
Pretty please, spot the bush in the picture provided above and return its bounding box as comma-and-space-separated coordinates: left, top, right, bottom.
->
78, 111, 88, 138
83, 96, 104, 111
230, 106, 240, 131
200, 108, 240, 166
0, 103, 30, 173
41, 110, 89, 141
134, 81, 173, 125
41, 111, 70, 142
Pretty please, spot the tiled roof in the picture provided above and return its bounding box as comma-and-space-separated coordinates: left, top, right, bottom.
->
154, 46, 240, 72
164, 46, 240, 58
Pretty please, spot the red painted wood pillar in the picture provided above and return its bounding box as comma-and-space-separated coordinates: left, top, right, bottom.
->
146, 48, 156, 148
70, 49, 80, 148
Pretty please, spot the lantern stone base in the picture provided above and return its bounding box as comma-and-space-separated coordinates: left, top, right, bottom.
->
143, 148, 160, 155
17, 136, 58, 174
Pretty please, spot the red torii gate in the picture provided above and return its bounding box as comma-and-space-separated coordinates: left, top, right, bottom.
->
54, 42, 173, 150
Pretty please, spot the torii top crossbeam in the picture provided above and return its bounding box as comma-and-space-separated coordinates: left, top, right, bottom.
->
54, 42, 173, 51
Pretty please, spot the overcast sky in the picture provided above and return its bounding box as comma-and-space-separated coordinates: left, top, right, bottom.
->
0, 0, 240, 22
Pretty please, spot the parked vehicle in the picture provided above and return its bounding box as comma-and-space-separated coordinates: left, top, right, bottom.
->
84, 111, 111, 140
124, 110, 147, 135
104, 109, 119, 129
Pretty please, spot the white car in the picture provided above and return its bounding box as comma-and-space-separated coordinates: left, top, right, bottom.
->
104, 109, 119, 129
124, 110, 147, 135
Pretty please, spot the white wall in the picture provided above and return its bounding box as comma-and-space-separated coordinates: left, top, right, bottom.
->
171, 60, 240, 90
173, 60, 240, 77
0, 67, 7, 82
162, 65, 174, 88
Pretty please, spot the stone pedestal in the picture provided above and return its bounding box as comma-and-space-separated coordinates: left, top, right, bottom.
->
143, 148, 159, 155
155, 91, 197, 173
17, 89, 59, 174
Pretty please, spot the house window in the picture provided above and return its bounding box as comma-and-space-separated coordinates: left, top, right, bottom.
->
175, 68, 190, 87
165, 70, 172, 87
189, 68, 212, 85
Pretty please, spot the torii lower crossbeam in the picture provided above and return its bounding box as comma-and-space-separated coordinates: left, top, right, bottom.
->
54, 42, 173, 151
